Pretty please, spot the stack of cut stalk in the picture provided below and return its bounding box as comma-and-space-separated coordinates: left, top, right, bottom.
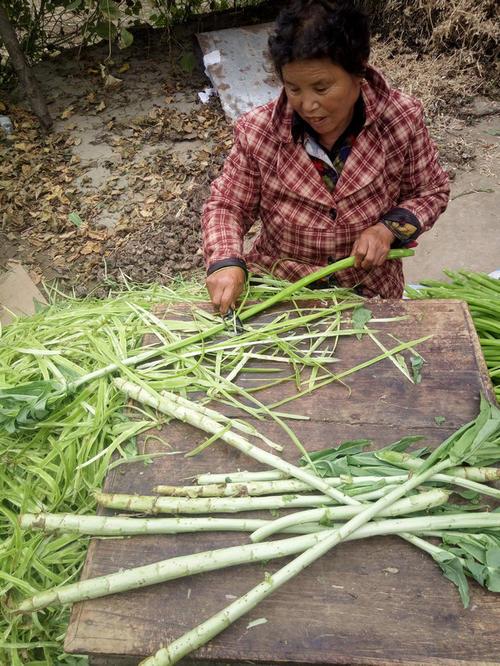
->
17, 389, 500, 666
407, 270, 500, 402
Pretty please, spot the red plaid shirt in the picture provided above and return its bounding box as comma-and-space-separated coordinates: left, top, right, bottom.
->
202, 66, 450, 298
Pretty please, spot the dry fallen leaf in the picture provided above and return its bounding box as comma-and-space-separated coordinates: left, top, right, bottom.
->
14, 142, 34, 152
80, 240, 102, 255
104, 74, 123, 90
96, 101, 106, 113
87, 229, 107, 240
60, 106, 75, 120
46, 185, 70, 205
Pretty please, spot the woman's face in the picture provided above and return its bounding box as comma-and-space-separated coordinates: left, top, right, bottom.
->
282, 58, 362, 136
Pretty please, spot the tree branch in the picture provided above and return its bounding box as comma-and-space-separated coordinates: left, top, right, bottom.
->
0, 5, 52, 132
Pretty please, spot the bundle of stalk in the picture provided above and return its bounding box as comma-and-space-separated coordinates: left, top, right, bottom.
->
1, 252, 424, 664
17, 393, 500, 666
406, 270, 500, 402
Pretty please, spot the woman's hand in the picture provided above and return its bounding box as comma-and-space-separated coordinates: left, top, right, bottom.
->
206, 267, 246, 315
350, 223, 395, 270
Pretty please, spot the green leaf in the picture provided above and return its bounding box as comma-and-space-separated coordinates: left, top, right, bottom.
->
410, 355, 424, 383
305, 439, 370, 463
453, 489, 480, 501
352, 305, 372, 339
65, 0, 82, 9
68, 212, 83, 227
122, 438, 137, 459
119, 27, 134, 49
319, 514, 334, 528
464, 558, 486, 586
395, 353, 410, 376
0, 380, 66, 433
418, 397, 495, 473
301, 439, 371, 477
33, 299, 47, 314
485, 567, 500, 592
94, 21, 118, 40
434, 415, 446, 425
442, 533, 486, 562
99, 0, 120, 20
179, 52, 197, 74
434, 551, 470, 608
486, 546, 500, 568
389, 435, 426, 452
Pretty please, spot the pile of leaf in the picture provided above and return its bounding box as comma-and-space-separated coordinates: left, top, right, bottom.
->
0, 279, 209, 665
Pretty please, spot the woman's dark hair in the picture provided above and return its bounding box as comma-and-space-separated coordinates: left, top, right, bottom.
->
268, 0, 370, 77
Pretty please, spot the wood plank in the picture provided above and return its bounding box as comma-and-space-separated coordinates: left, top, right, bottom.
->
65, 299, 499, 665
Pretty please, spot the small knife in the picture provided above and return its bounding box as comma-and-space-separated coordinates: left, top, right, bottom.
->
222, 307, 246, 335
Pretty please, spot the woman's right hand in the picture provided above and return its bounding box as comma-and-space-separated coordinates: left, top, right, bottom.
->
206, 267, 246, 315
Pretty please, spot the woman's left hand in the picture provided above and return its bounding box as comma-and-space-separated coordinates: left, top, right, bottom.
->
350, 223, 395, 270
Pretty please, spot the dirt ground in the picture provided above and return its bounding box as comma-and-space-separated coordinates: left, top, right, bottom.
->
0, 22, 499, 297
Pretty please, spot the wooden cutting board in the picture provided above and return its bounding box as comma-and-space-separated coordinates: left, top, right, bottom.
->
65, 299, 499, 666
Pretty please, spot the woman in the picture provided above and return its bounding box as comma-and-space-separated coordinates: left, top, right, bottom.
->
202, 0, 450, 313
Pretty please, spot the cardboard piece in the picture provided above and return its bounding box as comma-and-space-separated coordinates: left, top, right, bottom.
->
0, 261, 47, 326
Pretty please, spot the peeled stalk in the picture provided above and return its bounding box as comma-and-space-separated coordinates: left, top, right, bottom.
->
153, 475, 403, 497
20, 490, 450, 536
142, 402, 500, 664
18, 508, 495, 614
445, 465, 500, 482
95, 485, 396, 514
19, 512, 323, 536
197, 464, 500, 485
159, 389, 283, 452
250, 488, 450, 542
197, 470, 290, 484
239, 250, 413, 321
139, 459, 453, 666
378, 451, 500, 499
113, 378, 360, 507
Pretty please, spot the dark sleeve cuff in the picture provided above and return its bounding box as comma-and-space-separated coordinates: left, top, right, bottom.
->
381, 207, 422, 248
207, 257, 248, 277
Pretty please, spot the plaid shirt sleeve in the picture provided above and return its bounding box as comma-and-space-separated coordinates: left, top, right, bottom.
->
385, 101, 449, 240
201, 117, 261, 271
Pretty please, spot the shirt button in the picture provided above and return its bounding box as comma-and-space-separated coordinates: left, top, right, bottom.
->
329, 208, 337, 220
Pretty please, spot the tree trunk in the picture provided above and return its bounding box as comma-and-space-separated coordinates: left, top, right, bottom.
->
0, 5, 52, 132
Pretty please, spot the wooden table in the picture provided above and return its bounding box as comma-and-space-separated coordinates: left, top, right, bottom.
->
65, 300, 499, 666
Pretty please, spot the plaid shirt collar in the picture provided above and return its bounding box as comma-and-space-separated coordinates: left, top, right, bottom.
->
271, 64, 391, 144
